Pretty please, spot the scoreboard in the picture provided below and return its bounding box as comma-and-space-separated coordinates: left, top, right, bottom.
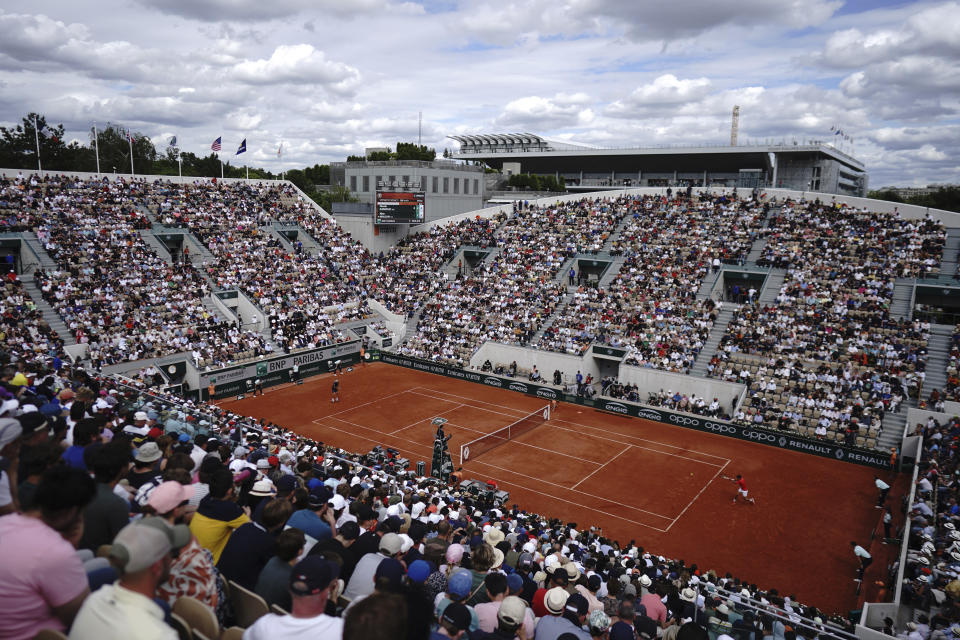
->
375, 190, 425, 224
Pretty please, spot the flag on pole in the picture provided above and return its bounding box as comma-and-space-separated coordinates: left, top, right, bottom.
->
236, 138, 246, 155
277, 142, 283, 157
168, 136, 177, 146
38, 125, 59, 143
211, 136, 222, 152
127, 131, 136, 144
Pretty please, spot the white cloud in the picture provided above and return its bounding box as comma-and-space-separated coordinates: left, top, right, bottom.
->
136, 0, 389, 22
0, 0, 958, 186
232, 44, 361, 93
495, 94, 596, 129
606, 74, 712, 117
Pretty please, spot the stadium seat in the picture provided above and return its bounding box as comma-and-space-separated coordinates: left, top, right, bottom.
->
169, 613, 193, 640
229, 580, 269, 628
172, 596, 219, 640
31, 631, 68, 640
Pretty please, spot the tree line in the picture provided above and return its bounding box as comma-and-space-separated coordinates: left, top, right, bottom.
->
868, 186, 960, 213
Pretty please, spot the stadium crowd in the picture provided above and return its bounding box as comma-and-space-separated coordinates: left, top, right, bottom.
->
535, 195, 762, 374
0, 174, 955, 638
0, 368, 860, 640
708, 201, 943, 444
894, 414, 960, 630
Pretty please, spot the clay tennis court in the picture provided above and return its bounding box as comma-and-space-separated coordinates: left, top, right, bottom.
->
218, 362, 908, 613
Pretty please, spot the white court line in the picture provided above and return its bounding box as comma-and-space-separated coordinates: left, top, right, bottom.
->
665, 459, 731, 533
443, 421, 602, 466
415, 385, 729, 460
571, 445, 633, 490
310, 389, 414, 424
388, 404, 464, 435
325, 413, 670, 522
413, 387, 727, 467
312, 417, 670, 532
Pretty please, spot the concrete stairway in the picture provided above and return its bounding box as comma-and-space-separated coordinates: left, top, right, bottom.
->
696, 270, 723, 301
266, 226, 295, 252
924, 324, 953, 397
757, 269, 786, 304
21, 277, 74, 346
746, 238, 768, 263
530, 291, 575, 344
598, 256, 626, 288
555, 257, 576, 285
877, 324, 952, 450
689, 306, 735, 377
878, 412, 907, 451
889, 279, 915, 322
22, 233, 57, 271
140, 232, 173, 261
601, 214, 634, 252
400, 308, 424, 347
939, 228, 960, 278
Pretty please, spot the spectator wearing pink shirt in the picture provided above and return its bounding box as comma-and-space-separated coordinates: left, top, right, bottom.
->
0, 466, 95, 639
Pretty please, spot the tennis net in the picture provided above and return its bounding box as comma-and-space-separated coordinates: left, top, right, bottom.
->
459, 404, 551, 465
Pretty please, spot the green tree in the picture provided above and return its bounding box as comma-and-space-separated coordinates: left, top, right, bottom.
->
395, 142, 435, 161
0, 113, 68, 170
867, 189, 904, 203
92, 124, 157, 175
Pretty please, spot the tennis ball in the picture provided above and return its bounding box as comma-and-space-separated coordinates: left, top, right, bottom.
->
690, 473, 693, 476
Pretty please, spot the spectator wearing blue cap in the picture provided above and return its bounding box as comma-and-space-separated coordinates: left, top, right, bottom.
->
436, 569, 480, 633
286, 485, 336, 550
245, 556, 342, 640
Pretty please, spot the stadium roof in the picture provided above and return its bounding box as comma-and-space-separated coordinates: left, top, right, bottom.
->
447, 133, 599, 154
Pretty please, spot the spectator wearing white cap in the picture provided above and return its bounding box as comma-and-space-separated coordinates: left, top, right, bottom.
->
535, 586, 590, 640
343, 531, 405, 602
69, 517, 190, 639
123, 411, 151, 438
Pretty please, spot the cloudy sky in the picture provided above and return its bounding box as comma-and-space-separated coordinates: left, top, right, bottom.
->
1, 0, 957, 187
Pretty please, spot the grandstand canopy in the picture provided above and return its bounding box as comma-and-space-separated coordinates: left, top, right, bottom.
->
448, 134, 868, 196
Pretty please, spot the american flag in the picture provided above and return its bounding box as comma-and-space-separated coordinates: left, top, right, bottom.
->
211, 136, 222, 152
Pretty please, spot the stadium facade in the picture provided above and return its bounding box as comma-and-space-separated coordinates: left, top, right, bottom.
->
329, 159, 484, 222
448, 133, 868, 196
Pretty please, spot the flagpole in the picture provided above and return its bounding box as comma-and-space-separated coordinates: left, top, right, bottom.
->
177, 153, 182, 179
93, 122, 101, 176
33, 116, 42, 172
128, 131, 135, 176
246, 165, 249, 181
220, 155, 224, 180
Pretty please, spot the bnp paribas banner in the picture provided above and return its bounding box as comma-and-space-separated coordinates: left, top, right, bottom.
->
202, 341, 361, 397
378, 351, 890, 470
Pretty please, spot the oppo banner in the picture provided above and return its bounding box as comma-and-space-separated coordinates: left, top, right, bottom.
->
378, 352, 890, 470
594, 399, 890, 469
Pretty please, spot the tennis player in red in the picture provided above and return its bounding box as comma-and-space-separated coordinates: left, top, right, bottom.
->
731, 474, 756, 504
